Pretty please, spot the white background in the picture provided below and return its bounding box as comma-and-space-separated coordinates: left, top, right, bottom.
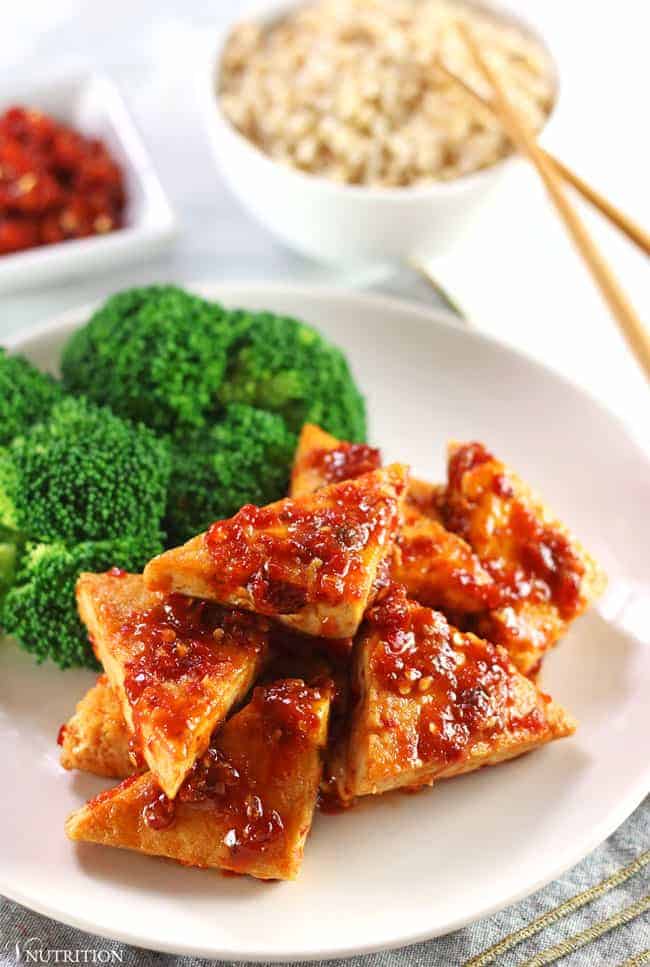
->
1, 0, 648, 449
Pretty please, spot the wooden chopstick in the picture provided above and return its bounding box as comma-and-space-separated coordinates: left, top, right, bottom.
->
436, 60, 650, 258
455, 23, 650, 381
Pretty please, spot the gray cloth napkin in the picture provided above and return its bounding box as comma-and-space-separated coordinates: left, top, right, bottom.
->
2, 796, 648, 967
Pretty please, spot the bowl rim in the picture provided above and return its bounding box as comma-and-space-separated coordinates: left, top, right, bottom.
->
205, 0, 560, 201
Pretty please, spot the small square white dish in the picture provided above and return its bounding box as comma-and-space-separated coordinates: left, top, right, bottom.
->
0, 69, 176, 292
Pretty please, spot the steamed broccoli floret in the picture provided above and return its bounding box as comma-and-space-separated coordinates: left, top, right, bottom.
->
219, 310, 367, 440
0, 397, 169, 668
0, 525, 23, 602
0, 397, 171, 545
60, 286, 367, 442
1, 534, 163, 669
0, 347, 64, 446
61, 286, 250, 435
0, 453, 19, 533
166, 403, 297, 545
0, 543, 16, 597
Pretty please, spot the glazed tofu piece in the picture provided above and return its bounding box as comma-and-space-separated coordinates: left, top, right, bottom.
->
331, 585, 575, 799
76, 572, 268, 799
442, 442, 606, 675
59, 676, 138, 780
398, 480, 496, 613
144, 464, 408, 640
66, 680, 331, 881
289, 424, 495, 614
289, 423, 383, 496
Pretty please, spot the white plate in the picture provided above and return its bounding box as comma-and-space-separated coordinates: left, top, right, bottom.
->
0, 70, 176, 292
2, 284, 649, 962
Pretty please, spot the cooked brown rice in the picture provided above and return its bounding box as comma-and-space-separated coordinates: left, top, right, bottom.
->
219, 0, 555, 187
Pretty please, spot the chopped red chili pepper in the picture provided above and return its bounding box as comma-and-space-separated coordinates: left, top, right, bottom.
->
0, 106, 126, 255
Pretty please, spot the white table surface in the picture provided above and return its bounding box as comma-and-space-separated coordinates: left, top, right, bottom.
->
2, 0, 648, 451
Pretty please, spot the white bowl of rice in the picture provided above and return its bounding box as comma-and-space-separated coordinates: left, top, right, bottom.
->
202, 0, 557, 265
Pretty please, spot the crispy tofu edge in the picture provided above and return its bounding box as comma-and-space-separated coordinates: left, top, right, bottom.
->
335, 607, 576, 799
290, 423, 341, 497
59, 675, 137, 780
65, 685, 331, 881
76, 572, 268, 799
290, 427, 496, 615
144, 465, 409, 640
446, 441, 607, 608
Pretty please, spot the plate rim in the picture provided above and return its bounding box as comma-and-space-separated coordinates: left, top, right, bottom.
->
1, 782, 648, 963
3, 280, 649, 961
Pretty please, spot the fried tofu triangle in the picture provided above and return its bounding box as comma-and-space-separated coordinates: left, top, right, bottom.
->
66, 679, 331, 881
290, 423, 384, 497
144, 464, 408, 640
289, 424, 495, 614
442, 442, 606, 676
59, 676, 138, 780
331, 586, 575, 800
76, 572, 268, 800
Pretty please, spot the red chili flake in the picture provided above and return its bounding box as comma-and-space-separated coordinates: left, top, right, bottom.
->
143, 789, 176, 830
308, 443, 382, 484
448, 442, 494, 491
0, 105, 126, 256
